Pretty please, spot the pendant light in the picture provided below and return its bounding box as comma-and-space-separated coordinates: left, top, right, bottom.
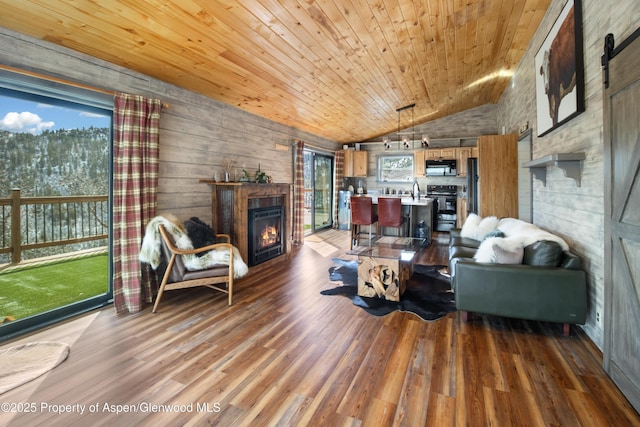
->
396, 103, 415, 150
421, 135, 430, 148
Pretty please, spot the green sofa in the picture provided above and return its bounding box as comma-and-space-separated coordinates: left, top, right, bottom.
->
449, 217, 587, 335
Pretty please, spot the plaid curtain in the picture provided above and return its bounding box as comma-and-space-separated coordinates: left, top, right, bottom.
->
292, 140, 305, 244
333, 150, 344, 228
112, 93, 161, 314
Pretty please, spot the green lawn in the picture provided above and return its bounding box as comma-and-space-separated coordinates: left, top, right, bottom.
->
0, 254, 108, 320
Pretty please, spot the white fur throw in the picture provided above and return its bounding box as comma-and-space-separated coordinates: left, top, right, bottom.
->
497, 218, 569, 251
474, 236, 525, 264
460, 213, 481, 237
139, 215, 249, 279
461, 214, 499, 241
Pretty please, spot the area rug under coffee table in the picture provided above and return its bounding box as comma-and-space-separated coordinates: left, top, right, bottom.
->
322, 258, 456, 321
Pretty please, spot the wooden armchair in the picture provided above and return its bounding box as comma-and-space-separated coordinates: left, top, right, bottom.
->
152, 224, 234, 313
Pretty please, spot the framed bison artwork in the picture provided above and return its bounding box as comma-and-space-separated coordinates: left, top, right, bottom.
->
535, 0, 584, 137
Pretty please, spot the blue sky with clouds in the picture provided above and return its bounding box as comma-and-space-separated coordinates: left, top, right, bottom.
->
0, 95, 110, 134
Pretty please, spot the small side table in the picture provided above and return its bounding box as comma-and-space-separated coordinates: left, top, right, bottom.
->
349, 246, 416, 302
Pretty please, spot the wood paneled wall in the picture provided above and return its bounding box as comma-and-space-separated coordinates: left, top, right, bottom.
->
497, 0, 640, 350
0, 27, 339, 223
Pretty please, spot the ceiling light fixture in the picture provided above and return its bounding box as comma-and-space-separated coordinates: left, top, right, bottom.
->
421, 134, 430, 148
383, 136, 391, 150
411, 105, 415, 150
396, 103, 416, 150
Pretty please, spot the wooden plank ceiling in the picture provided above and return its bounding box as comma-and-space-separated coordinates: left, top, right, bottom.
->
0, 0, 551, 143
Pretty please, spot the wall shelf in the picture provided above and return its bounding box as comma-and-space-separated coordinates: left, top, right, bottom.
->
522, 153, 585, 186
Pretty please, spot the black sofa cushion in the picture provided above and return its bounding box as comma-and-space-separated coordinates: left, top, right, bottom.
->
523, 240, 563, 267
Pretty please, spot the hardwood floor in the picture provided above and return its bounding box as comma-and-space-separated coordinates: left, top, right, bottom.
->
1, 230, 639, 426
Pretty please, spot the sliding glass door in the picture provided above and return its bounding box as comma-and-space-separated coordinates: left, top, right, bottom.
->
303, 150, 334, 235
0, 79, 112, 341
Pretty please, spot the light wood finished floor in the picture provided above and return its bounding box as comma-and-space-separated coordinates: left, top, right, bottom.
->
1, 231, 639, 426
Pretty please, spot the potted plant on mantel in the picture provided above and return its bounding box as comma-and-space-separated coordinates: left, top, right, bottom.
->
241, 163, 272, 183
254, 170, 272, 183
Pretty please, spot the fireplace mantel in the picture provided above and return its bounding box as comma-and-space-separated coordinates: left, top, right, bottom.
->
200, 180, 292, 267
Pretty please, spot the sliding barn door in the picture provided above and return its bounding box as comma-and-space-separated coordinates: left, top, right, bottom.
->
602, 29, 640, 413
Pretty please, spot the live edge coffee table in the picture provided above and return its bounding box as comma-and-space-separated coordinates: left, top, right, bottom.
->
347, 239, 418, 302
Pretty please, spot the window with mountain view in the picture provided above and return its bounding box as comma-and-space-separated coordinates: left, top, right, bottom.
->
377, 154, 414, 183
0, 88, 112, 340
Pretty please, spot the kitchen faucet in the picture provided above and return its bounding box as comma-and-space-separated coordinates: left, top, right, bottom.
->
412, 180, 421, 200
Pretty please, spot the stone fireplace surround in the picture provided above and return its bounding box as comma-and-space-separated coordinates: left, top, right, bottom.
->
201, 181, 292, 269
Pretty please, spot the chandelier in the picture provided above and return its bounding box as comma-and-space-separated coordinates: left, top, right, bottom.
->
383, 103, 429, 150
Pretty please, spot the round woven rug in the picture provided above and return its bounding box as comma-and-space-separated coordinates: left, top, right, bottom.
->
0, 341, 70, 394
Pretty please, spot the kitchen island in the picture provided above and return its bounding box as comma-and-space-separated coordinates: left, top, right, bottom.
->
352, 194, 435, 242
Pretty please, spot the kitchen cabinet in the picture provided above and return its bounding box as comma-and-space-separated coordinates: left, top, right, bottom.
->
456, 147, 472, 177
425, 148, 456, 160
440, 147, 456, 159
414, 149, 426, 176
344, 150, 367, 177
477, 134, 518, 218
425, 149, 442, 160
457, 197, 468, 227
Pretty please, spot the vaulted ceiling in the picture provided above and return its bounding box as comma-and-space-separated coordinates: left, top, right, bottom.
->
0, 0, 551, 143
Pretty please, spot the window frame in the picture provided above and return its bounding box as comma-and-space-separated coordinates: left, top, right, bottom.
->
376, 153, 414, 183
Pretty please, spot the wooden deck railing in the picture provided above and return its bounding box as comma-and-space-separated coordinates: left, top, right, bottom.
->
0, 189, 108, 264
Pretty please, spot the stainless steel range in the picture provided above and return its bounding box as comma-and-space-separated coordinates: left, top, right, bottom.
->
426, 185, 458, 232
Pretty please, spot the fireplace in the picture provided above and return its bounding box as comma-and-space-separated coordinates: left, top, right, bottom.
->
248, 197, 284, 266
204, 181, 291, 268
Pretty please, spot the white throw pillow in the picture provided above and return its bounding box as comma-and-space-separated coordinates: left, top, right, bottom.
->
493, 244, 525, 264
474, 236, 524, 264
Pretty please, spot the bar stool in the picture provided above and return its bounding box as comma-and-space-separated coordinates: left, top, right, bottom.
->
377, 197, 406, 238
350, 196, 378, 249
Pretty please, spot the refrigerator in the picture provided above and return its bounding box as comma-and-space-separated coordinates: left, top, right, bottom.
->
337, 190, 352, 230
467, 158, 479, 215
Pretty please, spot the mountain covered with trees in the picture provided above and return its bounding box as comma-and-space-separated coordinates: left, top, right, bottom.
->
0, 127, 110, 263
1, 127, 109, 197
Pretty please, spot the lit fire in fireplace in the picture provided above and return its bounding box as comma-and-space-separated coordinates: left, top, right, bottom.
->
249, 204, 283, 266
259, 224, 279, 248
